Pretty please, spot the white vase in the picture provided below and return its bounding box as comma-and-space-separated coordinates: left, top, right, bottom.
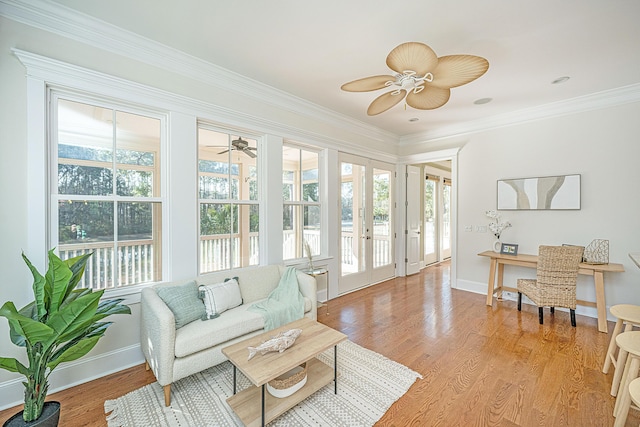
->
493, 239, 502, 253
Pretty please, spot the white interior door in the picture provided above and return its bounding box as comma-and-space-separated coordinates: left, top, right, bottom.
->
339, 153, 395, 294
406, 165, 421, 275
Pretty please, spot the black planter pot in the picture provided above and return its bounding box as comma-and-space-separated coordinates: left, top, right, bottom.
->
2, 402, 60, 427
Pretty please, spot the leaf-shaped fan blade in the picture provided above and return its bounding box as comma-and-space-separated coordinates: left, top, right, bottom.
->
386, 42, 438, 76
430, 55, 489, 89
243, 149, 257, 158
406, 86, 451, 110
367, 90, 407, 116
341, 75, 395, 92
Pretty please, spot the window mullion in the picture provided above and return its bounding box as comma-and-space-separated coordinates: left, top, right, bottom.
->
112, 108, 119, 288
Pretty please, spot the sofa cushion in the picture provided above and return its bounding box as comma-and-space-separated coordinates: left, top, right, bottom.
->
199, 277, 243, 319
156, 280, 205, 329
174, 302, 265, 358
236, 265, 282, 303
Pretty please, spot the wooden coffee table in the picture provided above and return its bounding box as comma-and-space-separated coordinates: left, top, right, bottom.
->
221, 317, 347, 427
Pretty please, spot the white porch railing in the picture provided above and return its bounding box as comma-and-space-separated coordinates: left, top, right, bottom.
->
340, 233, 392, 271
340, 222, 392, 271
60, 228, 392, 290
59, 239, 156, 290
283, 230, 321, 260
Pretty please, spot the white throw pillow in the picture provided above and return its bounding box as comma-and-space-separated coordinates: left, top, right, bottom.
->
198, 278, 243, 320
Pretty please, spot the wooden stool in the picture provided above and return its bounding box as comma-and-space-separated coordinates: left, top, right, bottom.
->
615, 377, 640, 427
631, 378, 640, 414
603, 304, 640, 397
613, 331, 640, 426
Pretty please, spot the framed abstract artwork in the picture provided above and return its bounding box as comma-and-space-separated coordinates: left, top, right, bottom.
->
497, 174, 581, 210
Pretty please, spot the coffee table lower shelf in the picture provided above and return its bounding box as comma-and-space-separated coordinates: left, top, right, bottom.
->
227, 357, 334, 427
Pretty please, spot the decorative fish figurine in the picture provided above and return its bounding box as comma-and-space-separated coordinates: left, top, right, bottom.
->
247, 329, 302, 360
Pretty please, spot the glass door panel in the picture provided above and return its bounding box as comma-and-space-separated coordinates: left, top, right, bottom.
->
340, 161, 365, 276
441, 182, 451, 259
424, 178, 438, 265
372, 168, 391, 269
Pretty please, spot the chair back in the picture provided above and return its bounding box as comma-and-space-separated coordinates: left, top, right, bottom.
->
536, 245, 584, 308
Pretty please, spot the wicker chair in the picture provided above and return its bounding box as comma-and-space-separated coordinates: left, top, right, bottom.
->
517, 245, 584, 327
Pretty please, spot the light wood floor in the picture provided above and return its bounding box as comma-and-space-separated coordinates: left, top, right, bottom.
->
1, 261, 638, 426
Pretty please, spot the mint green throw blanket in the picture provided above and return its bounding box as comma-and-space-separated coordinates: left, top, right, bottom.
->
249, 267, 304, 331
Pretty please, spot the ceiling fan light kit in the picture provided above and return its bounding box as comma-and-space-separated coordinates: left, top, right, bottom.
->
342, 42, 489, 116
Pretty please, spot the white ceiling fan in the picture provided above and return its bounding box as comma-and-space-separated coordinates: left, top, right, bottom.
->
341, 42, 489, 116
208, 137, 257, 158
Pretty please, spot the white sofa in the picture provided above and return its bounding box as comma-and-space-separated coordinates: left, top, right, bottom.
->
140, 265, 317, 406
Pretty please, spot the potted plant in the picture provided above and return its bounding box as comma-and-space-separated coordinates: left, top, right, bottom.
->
0, 249, 131, 426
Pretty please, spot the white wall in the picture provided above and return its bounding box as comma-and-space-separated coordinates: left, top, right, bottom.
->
452, 103, 640, 311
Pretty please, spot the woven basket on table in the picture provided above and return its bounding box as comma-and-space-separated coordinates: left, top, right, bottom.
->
267, 363, 307, 398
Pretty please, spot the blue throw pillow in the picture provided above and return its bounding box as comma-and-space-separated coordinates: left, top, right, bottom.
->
156, 280, 205, 329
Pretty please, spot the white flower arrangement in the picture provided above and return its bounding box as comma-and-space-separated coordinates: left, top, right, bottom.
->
485, 210, 511, 239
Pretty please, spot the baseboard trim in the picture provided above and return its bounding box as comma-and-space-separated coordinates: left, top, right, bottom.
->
0, 344, 144, 411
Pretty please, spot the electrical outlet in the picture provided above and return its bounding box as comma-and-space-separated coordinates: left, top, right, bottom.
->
476, 225, 487, 233
464, 225, 473, 232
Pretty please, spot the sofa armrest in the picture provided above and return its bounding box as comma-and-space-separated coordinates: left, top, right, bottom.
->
140, 287, 177, 386
295, 269, 318, 320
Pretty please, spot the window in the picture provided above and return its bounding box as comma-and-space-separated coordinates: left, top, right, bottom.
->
283, 145, 320, 260
198, 127, 259, 272
53, 97, 164, 290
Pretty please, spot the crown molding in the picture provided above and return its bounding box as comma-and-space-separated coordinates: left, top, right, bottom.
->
12, 48, 398, 164
0, 0, 397, 146
399, 83, 640, 146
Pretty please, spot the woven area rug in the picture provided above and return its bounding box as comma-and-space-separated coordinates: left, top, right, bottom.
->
105, 340, 421, 426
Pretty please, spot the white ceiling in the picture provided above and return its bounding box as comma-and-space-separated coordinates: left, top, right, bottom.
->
38, 1, 640, 139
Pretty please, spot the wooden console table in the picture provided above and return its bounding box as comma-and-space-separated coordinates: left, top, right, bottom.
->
478, 250, 625, 333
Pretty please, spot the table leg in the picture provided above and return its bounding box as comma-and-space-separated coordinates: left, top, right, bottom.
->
233, 365, 237, 395
261, 384, 265, 427
496, 263, 505, 300
594, 271, 608, 333
334, 345, 338, 394
486, 258, 497, 306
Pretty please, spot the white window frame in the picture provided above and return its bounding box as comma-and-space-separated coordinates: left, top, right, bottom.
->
49, 92, 167, 295
19, 50, 171, 302
197, 123, 262, 273
282, 143, 322, 262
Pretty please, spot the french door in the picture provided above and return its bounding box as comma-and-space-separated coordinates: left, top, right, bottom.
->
338, 153, 395, 294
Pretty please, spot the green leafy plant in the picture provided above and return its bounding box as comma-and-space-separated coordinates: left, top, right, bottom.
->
0, 249, 131, 422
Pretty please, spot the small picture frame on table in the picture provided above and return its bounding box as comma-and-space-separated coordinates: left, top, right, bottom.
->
500, 243, 519, 256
